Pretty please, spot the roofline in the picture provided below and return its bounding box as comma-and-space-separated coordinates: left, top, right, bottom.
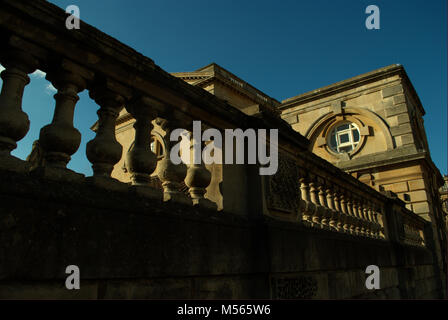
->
171, 62, 281, 107
279, 64, 426, 116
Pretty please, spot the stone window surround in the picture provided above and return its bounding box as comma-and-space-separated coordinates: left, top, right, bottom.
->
320, 115, 370, 159
328, 121, 361, 154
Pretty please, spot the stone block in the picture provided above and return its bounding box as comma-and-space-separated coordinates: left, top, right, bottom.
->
331, 101, 343, 114
397, 113, 410, 125
382, 84, 403, 98
393, 94, 406, 105
408, 190, 428, 202
408, 179, 425, 191
384, 182, 408, 193
390, 123, 412, 136
417, 213, 431, 222
283, 113, 298, 124
385, 103, 408, 117
413, 201, 430, 214
0, 282, 98, 299
401, 133, 414, 145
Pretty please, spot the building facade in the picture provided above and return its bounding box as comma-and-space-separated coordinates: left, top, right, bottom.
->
440, 175, 448, 230
278, 64, 447, 268
110, 63, 447, 274
1, 0, 447, 299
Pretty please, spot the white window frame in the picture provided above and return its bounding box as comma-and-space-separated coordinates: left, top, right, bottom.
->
328, 122, 360, 153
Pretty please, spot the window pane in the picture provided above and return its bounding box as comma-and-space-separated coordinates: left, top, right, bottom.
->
337, 124, 349, 131
330, 134, 337, 148
150, 140, 156, 152
339, 133, 349, 143
339, 145, 352, 153
353, 129, 360, 142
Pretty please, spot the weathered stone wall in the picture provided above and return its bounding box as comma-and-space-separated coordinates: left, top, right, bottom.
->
0, 169, 443, 299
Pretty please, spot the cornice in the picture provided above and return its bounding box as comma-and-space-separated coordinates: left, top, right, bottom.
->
279, 64, 426, 116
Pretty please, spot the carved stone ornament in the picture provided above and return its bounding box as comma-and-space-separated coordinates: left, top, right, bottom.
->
271, 276, 318, 299
265, 153, 300, 213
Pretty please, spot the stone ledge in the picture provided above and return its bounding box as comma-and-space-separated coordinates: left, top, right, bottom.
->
385, 103, 408, 117
390, 123, 412, 136
382, 84, 403, 98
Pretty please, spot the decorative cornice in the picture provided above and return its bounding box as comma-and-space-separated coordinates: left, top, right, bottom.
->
279, 64, 426, 116
172, 63, 281, 110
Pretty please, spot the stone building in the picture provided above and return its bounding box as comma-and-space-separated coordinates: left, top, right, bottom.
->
111, 63, 447, 285
278, 64, 447, 271
440, 175, 448, 229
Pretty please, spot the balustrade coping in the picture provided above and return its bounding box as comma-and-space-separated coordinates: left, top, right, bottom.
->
0, 0, 428, 230
0, 0, 310, 150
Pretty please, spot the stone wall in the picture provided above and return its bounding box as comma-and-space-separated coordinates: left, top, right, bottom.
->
0, 169, 443, 299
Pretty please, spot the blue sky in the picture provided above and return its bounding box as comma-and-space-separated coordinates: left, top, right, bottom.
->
2, 0, 446, 175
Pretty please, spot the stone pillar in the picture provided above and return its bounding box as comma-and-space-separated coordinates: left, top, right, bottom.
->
352, 198, 362, 236
377, 207, 386, 239
326, 184, 337, 230
0, 49, 37, 172
85, 81, 128, 190
309, 177, 322, 228
340, 192, 350, 234
346, 195, 356, 235
333, 187, 342, 231
367, 203, 377, 238
156, 117, 190, 204
87, 85, 124, 177
125, 96, 162, 199
318, 181, 330, 230
185, 137, 216, 209
299, 174, 314, 226
372, 205, 385, 239
362, 201, 371, 238
38, 63, 91, 181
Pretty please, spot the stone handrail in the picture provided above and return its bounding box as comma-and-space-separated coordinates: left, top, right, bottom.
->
0, 0, 426, 247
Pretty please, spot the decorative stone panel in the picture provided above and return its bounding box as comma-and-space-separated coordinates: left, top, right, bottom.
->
265, 153, 300, 214
270, 275, 318, 299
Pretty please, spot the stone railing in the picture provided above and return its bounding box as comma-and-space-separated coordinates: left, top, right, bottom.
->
381, 191, 426, 247
262, 146, 429, 245
263, 151, 389, 240
297, 170, 386, 239
0, 0, 427, 248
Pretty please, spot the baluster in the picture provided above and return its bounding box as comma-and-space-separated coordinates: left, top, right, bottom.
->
357, 199, 366, 237
370, 206, 379, 238
86, 81, 128, 188
0, 49, 37, 172
309, 177, 322, 228
317, 180, 330, 230
299, 174, 314, 226
340, 192, 350, 234
366, 201, 375, 238
353, 198, 362, 236
38, 61, 93, 181
346, 195, 356, 235
372, 206, 384, 239
185, 134, 216, 209
333, 187, 343, 232
377, 208, 386, 239
156, 117, 190, 204
125, 96, 162, 199
362, 201, 371, 238
326, 184, 337, 231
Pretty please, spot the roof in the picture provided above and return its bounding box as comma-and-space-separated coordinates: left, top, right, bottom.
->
279, 64, 426, 116
171, 63, 281, 109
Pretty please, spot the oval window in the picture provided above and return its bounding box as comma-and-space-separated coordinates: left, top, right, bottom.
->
328, 122, 360, 153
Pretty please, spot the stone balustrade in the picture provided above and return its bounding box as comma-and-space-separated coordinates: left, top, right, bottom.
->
295, 168, 386, 240
0, 0, 426, 248
399, 203, 426, 246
